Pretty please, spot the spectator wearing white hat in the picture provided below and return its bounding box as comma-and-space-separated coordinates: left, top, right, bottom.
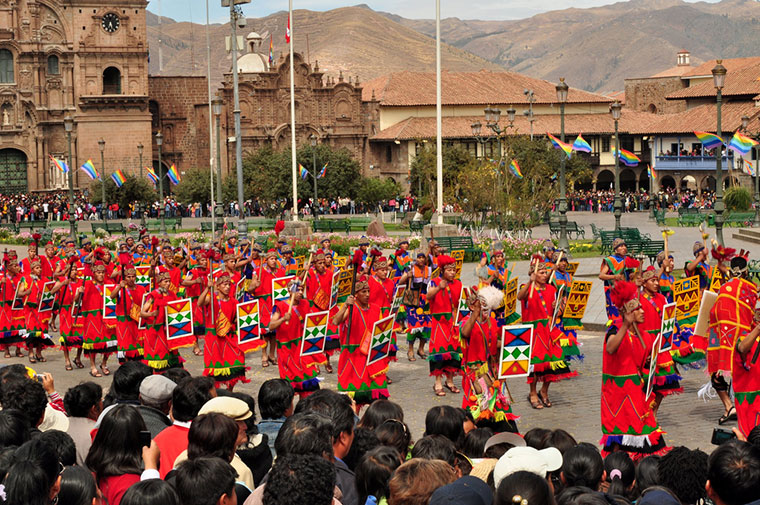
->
493, 446, 563, 490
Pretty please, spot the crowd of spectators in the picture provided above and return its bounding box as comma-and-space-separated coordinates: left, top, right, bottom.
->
564, 188, 719, 214
1, 361, 759, 505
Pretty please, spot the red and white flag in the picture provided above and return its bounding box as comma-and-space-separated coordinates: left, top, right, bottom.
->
285, 13, 291, 43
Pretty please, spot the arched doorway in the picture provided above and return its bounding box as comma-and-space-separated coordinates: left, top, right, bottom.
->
620, 168, 637, 192
103, 67, 121, 94
701, 176, 716, 193
660, 175, 676, 191
680, 175, 697, 192
152, 160, 171, 196
0, 149, 28, 193
639, 171, 650, 192
724, 175, 740, 189
596, 169, 613, 190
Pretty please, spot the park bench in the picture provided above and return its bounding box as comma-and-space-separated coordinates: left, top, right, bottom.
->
549, 221, 585, 240
312, 219, 345, 234
0, 223, 17, 233
246, 218, 276, 232
409, 220, 429, 233
590, 223, 602, 243
200, 221, 214, 233
346, 217, 373, 232
678, 213, 705, 227
654, 209, 666, 226
146, 217, 182, 233
677, 207, 700, 216
750, 259, 760, 283
637, 240, 665, 265
724, 212, 755, 227
18, 220, 48, 232
433, 236, 479, 260
91, 222, 126, 235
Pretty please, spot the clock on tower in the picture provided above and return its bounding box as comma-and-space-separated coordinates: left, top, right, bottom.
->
101, 13, 120, 33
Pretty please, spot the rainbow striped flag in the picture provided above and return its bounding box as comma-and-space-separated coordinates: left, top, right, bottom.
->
111, 169, 127, 188
146, 167, 159, 186
647, 164, 657, 180
509, 159, 523, 179
49, 154, 69, 174
547, 132, 572, 158
167, 164, 181, 185
572, 134, 592, 153
318, 162, 328, 179
743, 158, 756, 177
299, 163, 309, 180
80, 159, 99, 180
728, 131, 758, 155
613, 148, 641, 167
694, 131, 724, 150
268, 34, 274, 65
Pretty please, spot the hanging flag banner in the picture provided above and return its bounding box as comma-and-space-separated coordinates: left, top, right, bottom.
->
674, 276, 700, 321
390, 285, 406, 316
135, 266, 151, 288
237, 299, 264, 353
330, 269, 341, 309
103, 284, 118, 320
366, 314, 395, 367
659, 302, 677, 354
38, 281, 57, 312
272, 275, 296, 302
453, 287, 471, 327
165, 298, 194, 350
499, 324, 534, 378
452, 250, 465, 279
300, 310, 329, 356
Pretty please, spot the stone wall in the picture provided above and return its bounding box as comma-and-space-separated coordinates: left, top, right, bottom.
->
624, 77, 687, 114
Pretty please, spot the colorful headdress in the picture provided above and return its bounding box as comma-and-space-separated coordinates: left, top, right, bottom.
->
528, 254, 546, 274
251, 243, 263, 253
354, 275, 370, 292
215, 272, 231, 284
222, 253, 236, 262
552, 250, 570, 263
612, 238, 626, 251
29, 258, 41, 268
91, 263, 106, 273
358, 236, 370, 246
314, 252, 326, 263
397, 239, 409, 246
124, 266, 137, 276
656, 251, 673, 266
281, 245, 293, 254
437, 255, 456, 270
639, 267, 657, 283
321, 238, 331, 245
266, 248, 279, 259
156, 271, 171, 283
542, 239, 555, 253
373, 256, 388, 270
730, 250, 751, 278
29, 233, 41, 249
81, 237, 92, 246
711, 243, 737, 265
693, 241, 705, 257
610, 280, 640, 313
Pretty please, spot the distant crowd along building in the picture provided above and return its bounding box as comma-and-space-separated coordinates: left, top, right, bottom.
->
0, 0, 757, 196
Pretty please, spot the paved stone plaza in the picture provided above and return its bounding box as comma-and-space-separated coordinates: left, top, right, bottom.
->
14, 210, 743, 452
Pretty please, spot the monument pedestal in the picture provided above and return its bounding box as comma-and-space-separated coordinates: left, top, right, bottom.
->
421, 223, 458, 253
282, 220, 312, 241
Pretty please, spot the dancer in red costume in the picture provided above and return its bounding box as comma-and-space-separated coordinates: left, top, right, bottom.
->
111, 266, 147, 363
369, 256, 407, 383
0, 251, 25, 358
198, 272, 249, 390
734, 306, 760, 437
250, 249, 285, 368
602, 280, 669, 461
517, 257, 576, 410
333, 275, 388, 408
304, 252, 333, 370
75, 263, 114, 377
19, 258, 56, 363
269, 280, 320, 397
53, 261, 84, 371
426, 255, 463, 397
140, 271, 182, 373
637, 268, 682, 416
182, 252, 211, 356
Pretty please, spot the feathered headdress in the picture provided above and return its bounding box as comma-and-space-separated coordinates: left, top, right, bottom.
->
30, 233, 41, 248
711, 240, 736, 264
610, 280, 640, 313
151, 235, 159, 248
274, 220, 285, 237
730, 249, 751, 278
477, 285, 504, 312
528, 254, 544, 274
352, 248, 364, 266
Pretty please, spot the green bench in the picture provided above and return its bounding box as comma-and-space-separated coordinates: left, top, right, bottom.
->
18, 220, 49, 231
549, 221, 585, 240
312, 219, 347, 234
146, 217, 182, 232
409, 220, 429, 233
637, 240, 665, 265
433, 236, 479, 260
677, 207, 700, 216
725, 212, 755, 227
91, 222, 126, 235
678, 213, 705, 226
590, 223, 602, 243
655, 209, 666, 226
601, 230, 643, 255
0, 223, 17, 233
200, 221, 215, 233
750, 259, 760, 283
246, 219, 276, 231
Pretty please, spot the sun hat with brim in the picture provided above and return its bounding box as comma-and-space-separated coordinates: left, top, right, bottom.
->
493, 446, 563, 488
483, 432, 526, 452
198, 396, 252, 421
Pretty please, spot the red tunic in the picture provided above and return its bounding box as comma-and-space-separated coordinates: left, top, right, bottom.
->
143, 289, 182, 371
253, 266, 285, 332
601, 321, 668, 461
273, 299, 319, 394
638, 292, 682, 396
0, 272, 24, 346
709, 278, 757, 375
115, 284, 147, 361
337, 302, 388, 405
203, 294, 248, 388
733, 337, 760, 437
428, 278, 463, 376
81, 281, 115, 354
184, 268, 210, 334
461, 314, 498, 369
59, 281, 83, 348
22, 275, 54, 348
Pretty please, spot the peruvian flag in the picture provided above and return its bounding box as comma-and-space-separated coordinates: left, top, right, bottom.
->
285, 13, 291, 43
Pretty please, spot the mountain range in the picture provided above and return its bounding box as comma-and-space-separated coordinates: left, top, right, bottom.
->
146, 0, 760, 92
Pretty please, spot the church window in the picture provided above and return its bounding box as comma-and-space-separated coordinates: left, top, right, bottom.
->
47, 55, 59, 75
103, 67, 121, 94
0, 50, 13, 83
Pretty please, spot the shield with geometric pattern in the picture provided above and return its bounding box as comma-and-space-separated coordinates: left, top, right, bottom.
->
674, 276, 699, 321
135, 266, 151, 288
103, 284, 118, 320
390, 285, 406, 316
272, 276, 295, 302
453, 287, 470, 326
499, 324, 533, 379
503, 277, 519, 319
659, 302, 676, 354
301, 310, 329, 356
452, 250, 465, 279
367, 315, 395, 367
237, 300, 264, 353
330, 270, 341, 309
165, 298, 194, 350
38, 281, 56, 312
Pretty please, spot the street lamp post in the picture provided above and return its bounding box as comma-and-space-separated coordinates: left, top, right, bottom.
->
755, 142, 760, 228
556, 78, 569, 251
156, 132, 166, 235
137, 143, 145, 227
648, 137, 656, 220
310, 134, 319, 218
228, 2, 246, 239
610, 101, 622, 232
713, 60, 727, 246
64, 116, 77, 243
212, 95, 224, 232
98, 139, 107, 226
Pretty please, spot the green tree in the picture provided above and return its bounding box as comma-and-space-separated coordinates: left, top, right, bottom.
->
89, 175, 157, 210
174, 167, 216, 206
357, 177, 401, 208
725, 185, 752, 211
409, 144, 473, 200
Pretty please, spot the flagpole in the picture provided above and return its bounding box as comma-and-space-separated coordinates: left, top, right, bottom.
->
435, 0, 443, 225
289, 1, 298, 222
206, 0, 216, 239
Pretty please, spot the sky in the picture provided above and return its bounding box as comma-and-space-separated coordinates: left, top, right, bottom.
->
151, 0, 722, 24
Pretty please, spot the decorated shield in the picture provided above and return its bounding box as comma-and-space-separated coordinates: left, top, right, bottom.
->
337, 269, 353, 301
562, 280, 593, 329
674, 276, 700, 321
135, 266, 151, 288
237, 299, 264, 353
38, 281, 56, 312
301, 310, 329, 356
708, 268, 724, 293
295, 255, 306, 277
367, 315, 395, 367
138, 292, 149, 330
330, 270, 341, 309
452, 250, 465, 279
11, 280, 25, 311
659, 302, 677, 354
503, 277, 519, 319
567, 262, 580, 276
390, 285, 406, 316
235, 278, 249, 301
272, 275, 296, 302
103, 284, 117, 320
165, 298, 194, 349
499, 324, 533, 379
334, 256, 347, 270
453, 287, 471, 327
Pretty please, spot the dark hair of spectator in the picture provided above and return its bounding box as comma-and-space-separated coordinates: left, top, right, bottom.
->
2, 377, 47, 429
175, 457, 237, 505
496, 470, 555, 505
658, 446, 707, 505
187, 413, 238, 462
462, 427, 494, 459
38, 430, 77, 467
557, 486, 596, 505
5, 439, 60, 505
547, 429, 578, 454
524, 427, 552, 449
747, 425, 760, 448
171, 376, 215, 423
343, 426, 380, 471
424, 405, 465, 448
604, 451, 635, 498
106, 361, 152, 405
356, 446, 403, 505
121, 479, 179, 505
63, 382, 102, 418
0, 446, 17, 484
295, 389, 355, 441
388, 458, 457, 505
58, 466, 98, 505
485, 442, 514, 459
633, 455, 660, 499
274, 412, 334, 459
375, 419, 412, 460
258, 378, 295, 420
707, 440, 760, 505
0, 409, 30, 448
263, 454, 336, 505
85, 404, 147, 480
162, 367, 191, 385
562, 443, 604, 491
410, 434, 456, 467
358, 399, 404, 429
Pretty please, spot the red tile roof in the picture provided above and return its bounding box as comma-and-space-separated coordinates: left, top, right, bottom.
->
370, 110, 658, 141
643, 101, 760, 135
680, 57, 760, 78
361, 70, 612, 107
666, 61, 760, 99
649, 65, 695, 78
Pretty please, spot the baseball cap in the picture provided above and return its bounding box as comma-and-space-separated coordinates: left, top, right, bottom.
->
199, 396, 252, 421
429, 475, 493, 505
139, 375, 177, 404
493, 446, 563, 487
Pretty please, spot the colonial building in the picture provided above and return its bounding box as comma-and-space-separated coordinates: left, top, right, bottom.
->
0, 0, 153, 192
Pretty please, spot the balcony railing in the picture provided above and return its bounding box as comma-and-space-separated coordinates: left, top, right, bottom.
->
655, 154, 735, 171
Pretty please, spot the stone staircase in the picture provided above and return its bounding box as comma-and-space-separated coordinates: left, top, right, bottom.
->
733, 228, 760, 245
